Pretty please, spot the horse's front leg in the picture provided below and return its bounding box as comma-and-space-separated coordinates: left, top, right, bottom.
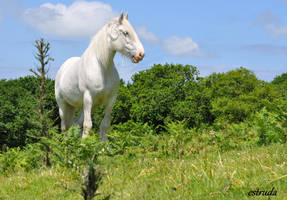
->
100, 95, 117, 142
82, 91, 93, 138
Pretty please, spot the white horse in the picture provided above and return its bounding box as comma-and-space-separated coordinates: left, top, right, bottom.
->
55, 12, 144, 141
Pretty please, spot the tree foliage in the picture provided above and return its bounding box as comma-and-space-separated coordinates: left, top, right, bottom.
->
128, 64, 200, 130
0, 63, 286, 148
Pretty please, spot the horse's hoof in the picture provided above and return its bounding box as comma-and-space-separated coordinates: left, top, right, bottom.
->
82, 132, 89, 138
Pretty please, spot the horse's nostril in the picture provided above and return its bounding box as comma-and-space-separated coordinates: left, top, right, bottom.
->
139, 52, 144, 59
135, 51, 144, 61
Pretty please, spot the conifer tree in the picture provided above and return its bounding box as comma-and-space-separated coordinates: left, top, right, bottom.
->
30, 38, 54, 166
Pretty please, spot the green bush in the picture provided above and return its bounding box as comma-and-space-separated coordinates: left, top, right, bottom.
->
107, 121, 155, 155
0, 143, 44, 174
0, 126, 107, 174
0, 77, 58, 148
46, 126, 104, 170
158, 121, 194, 157
213, 122, 258, 151
253, 108, 287, 145
210, 108, 287, 151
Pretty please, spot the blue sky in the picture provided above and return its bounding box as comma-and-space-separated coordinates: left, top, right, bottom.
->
0, 0, 287, 81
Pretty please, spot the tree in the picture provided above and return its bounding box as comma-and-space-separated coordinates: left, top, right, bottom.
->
129, 63, 199, 130
30, 38, 54, 166
111, 79, 132, 124
272, 73, 287, 85
271, 73, 287, 115
203, 67, 282, 125
0, 77, 38, 148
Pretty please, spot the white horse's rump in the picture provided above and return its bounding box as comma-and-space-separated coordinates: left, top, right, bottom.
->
55, 13, 144, 141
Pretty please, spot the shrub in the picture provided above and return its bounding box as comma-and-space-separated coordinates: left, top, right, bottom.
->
253, 108, 287, 145
46, 126, 104, 170
211, 107, 287, 151
107, 121, 155, 155
0, 143, 44, 174
160, 121, 194, 157
213, 122, 258, 151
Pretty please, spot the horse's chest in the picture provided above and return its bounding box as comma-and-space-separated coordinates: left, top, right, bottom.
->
88, 67, 119, 105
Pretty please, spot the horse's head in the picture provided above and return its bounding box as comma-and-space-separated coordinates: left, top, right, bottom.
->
108, 12, 145, 63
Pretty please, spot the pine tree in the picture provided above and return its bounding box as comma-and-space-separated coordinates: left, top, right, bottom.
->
30, 38, 54, 167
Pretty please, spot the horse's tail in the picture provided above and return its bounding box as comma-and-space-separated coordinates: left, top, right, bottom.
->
73, 110, 84, 128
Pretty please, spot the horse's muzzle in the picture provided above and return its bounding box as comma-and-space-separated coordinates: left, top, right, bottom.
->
132, 50, 145, 63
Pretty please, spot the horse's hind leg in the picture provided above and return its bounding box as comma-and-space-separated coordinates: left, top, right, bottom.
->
58, 100, 76, 132
65, 104, 76, 130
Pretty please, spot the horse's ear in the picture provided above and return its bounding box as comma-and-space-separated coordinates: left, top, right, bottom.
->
119, 12, 124, 24
125, 12, 128, 20
109, 23, 119, 40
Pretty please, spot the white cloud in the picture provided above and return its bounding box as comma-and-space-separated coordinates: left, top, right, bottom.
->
21, 1, 204, 58
135, 26, 204, 58
162, 36, 201, 57
136, 26, 159, 44
265, 24, 287, 37
21, 1, 118, 38
254, 11, 287, 37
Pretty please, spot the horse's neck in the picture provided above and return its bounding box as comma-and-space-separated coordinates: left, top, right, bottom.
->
83, 26, 115, 68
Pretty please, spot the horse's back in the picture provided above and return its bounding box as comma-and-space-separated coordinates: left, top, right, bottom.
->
55, 57, 80, 83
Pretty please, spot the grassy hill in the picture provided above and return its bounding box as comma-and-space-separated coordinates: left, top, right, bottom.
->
1, 141, 286, 200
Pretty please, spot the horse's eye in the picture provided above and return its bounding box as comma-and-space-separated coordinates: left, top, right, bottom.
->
123, 31, 129, 37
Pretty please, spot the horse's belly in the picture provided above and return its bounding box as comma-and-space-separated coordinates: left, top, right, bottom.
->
62, 88, 83, 107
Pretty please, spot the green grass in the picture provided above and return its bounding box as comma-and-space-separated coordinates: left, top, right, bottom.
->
1, 144, 286, 200
0, 168, 81, 200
